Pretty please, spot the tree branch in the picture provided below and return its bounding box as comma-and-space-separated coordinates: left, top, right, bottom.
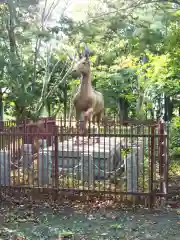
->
77, 0, 179, 27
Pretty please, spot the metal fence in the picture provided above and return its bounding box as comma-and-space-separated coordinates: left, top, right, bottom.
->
0, 118, 168, 208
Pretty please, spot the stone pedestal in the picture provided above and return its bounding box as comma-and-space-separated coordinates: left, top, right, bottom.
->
38, 140, 52, 186
21, 144, 33, 169
80, 153, 93, 186
124, 141, 143, 192
0, 151, 11, 186
38, 137, 123, 186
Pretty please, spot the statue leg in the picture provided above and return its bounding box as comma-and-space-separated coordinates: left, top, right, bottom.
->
84, 107, 94, 142
75, 110, 83, 144
92, 115, 96, 132
79, 112, 85, 134
84, 107, 93, 118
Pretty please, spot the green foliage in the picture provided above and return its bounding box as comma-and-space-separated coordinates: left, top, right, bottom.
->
170, 116, 180, 158
0, 0, 179, 126
0, 0, 74, 120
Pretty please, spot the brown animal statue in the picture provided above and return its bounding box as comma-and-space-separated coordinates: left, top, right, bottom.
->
72, 45, 104, 144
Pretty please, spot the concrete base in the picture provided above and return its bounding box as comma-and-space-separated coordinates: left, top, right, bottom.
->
0, 151, 11, 186
38, 137, 123, 185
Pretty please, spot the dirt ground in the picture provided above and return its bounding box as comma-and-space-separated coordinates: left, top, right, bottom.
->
0, 202, 179, 240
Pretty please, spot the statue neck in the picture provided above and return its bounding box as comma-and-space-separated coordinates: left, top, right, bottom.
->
80, 72, 92, 89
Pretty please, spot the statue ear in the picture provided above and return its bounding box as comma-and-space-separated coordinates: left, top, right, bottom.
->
84, 45, 90, 60
85, 53, 89, 60
78, 52, 82, 59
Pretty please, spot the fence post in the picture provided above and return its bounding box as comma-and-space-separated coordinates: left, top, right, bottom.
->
54, 134, 59, 190
158, 119, 167, 206
165, 122, 169, 203
150, 125, 155, 208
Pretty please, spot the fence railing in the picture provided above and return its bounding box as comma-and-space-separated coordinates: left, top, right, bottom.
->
0, 118, 168, 207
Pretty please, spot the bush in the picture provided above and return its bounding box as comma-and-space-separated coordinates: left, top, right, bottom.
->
170, 116, 180, 159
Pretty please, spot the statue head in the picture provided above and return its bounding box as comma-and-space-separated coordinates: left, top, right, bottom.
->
72, 45, 91, 76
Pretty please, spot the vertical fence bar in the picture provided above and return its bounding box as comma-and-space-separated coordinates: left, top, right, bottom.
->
92, 120, 95, 192
158, 121, 162, 193
103, 120, 105, 197
54, 131, 59, 191
148, 125, 151, 207
7, 125, 10, 189
0, 132, 2, 191
17, 131, 20, 186
71, 122, 75, 191
158, 119, 167, 206
124, 124, 128, 202
142, 125, 145, 194
150, 125, 155, 208
108, 123, 111, 196
114, 121, 117, 199
165, 123, 169, 203
82, 118, 85, 193
22, 120, 26, 185
131, 125, 135, 202
61, 118, 65, 189
136, 125, 139, 196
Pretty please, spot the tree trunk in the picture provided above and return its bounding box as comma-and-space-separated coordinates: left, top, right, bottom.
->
0, 89, 3, 121
63, 84, 67, 119
118, 97, 129, 122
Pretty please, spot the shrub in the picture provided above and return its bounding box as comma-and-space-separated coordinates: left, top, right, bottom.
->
169, 116, 180, 159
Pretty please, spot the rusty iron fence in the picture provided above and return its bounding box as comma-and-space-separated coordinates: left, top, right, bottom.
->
0, 118, 168, 207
